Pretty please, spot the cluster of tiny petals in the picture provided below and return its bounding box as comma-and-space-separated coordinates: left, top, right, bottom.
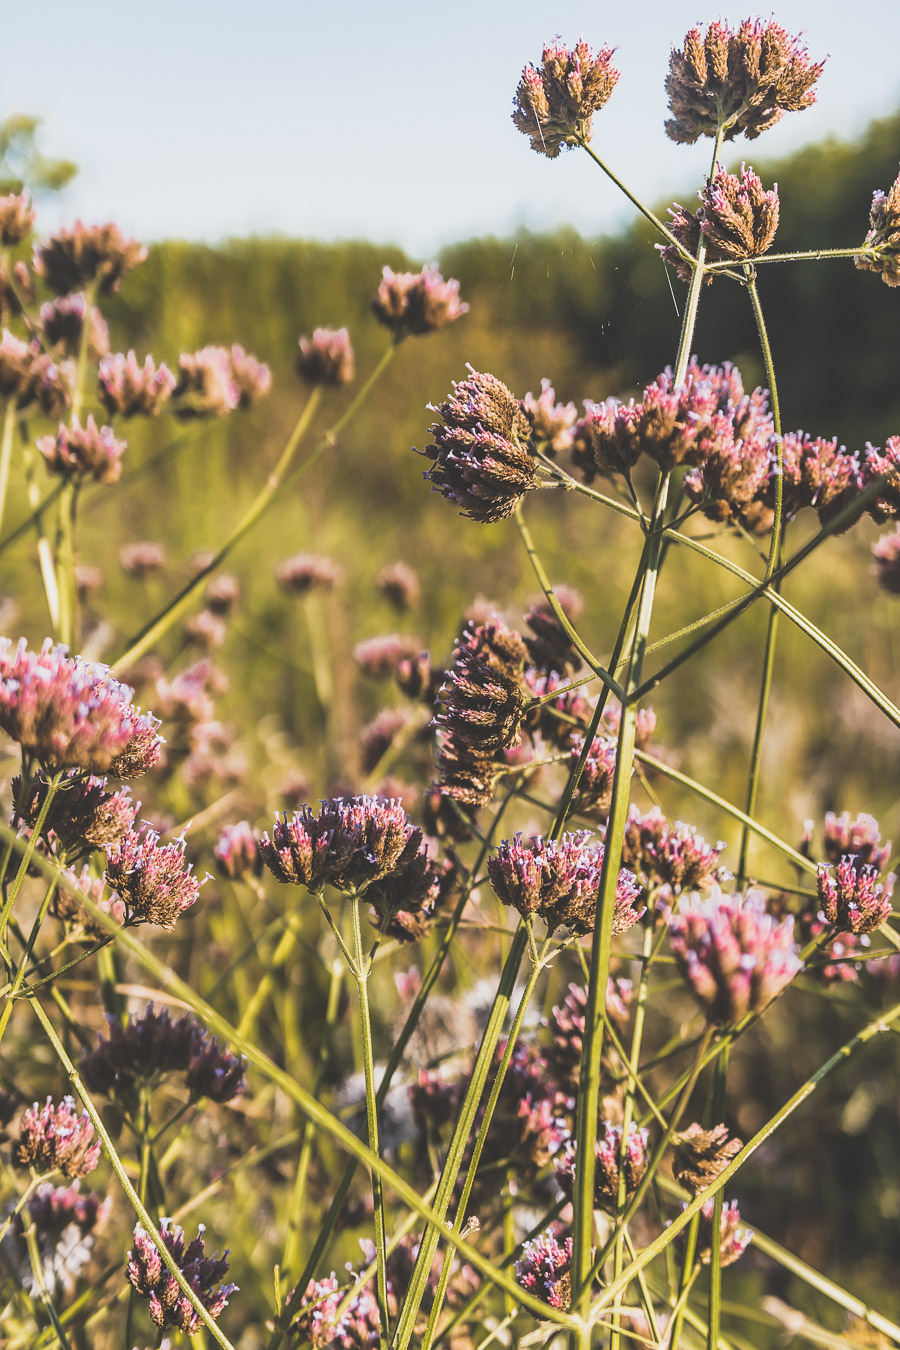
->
660, 164, 779, 278
820, 811, 892, 871
296, 327, 355, 386
872, 526, 900, 593
372, 263, 467, 337
556, 1123, 649, 1210
173, 346, 240, 417
665, 18, 824, 145
668, 890, 802, 1025
0, 327, 70, 414
672, 1122, 743, 1195
105, 824, 205, 930
228, 344, 272, 406
127, 1221, 236, 1333
512, 38, 620, 158
16, 769, 137, 856
817, 858, 895, 935
98, 350, 176, 417
0, 638, 162, 775
421, 366, 542, 523
0, 190, 35, 245
488, 830, 643, 935
12, 1096, 101, 1178
291, 1270, 381, 1347
260, 795, 427, 895
214, 820, 263, 881
515, 1227, 573, 1312
38, 415, 127, 485
522, 378, 578, 454
855, 167, 900, 287
568, 733, 619, 819
622, 805, 725, 901
34, 221, 148, 294
40, 293, 110, 359
275, 552, 343, 594
79, 1005, 245, 1102
695, 1198, 753, 1266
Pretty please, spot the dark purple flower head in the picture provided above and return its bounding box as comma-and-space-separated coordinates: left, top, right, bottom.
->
858, 436, 900, 525
354, 632, 423, 679
522, 379, 578, 455
544, 978, 632, 1088
515, 1227, 573, 1312
0, 638, 162, 776
434, 622, 526, 756
420, 366, 541, 523
214, 821, 263, 881
16, 769, 137, 857
512, 38, 620, 158
98, 350, 176, 417
660, 164, 779, 277
80, 1005, 243, 1104
173, 346, 240, 418
185, 1035, 246, 1104
0, 190, 35, 245
127, 1221, 236, 1333
204, 572, 241, 616
276, 551, 343, 595
668, 890, 802, 1025
523, 584, 585, 675
363, 844, 444, 943
488, 830, 643, 936
105, 824, 205, 930
574, 398, 643, 480
12, 1096, 100, 1178
672, 1122, 743, 1195
372, 263, 467, 338
873, 527, 900, 594
376, 560, 421, 612
38, 415, 127, 485
817, 858, 894, 935
40, 292, 110, 360
296, 326, 355, 386
665, 18, 824, 144
622, 806, 725, 903
856, 167, 900, 287
556, 1122, 649, 1210
34, 221, 147, 294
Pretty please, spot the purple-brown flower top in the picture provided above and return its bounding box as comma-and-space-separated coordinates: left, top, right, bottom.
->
38, 416, 127, 485
27, 1180, 106, 1239
292, 1271, 381, 1347
214, 820, 262, 881
556, 1122, 649, 1210
434, 621, 526, 757
105, 824, 205, 930
260, 794, 428, 895
98, 350, 176, 417
79, 1004, 245, 1104
0, 638, 162, 775
376, 559, 421, 612
672, 1121, 743, 1195
817, 858, 895, 935
204, 572, 241, 616
665, 18, 824, 145
185, 1033, 247, 1104
50, 863, 126, 935
296, 326, 356, 386
598, 699, 658, 751
857, 436, 900, 526
512, 38, 620, 159
363, 839, 445, 943
622, 806, 725, 903
173, 346, 240, 418
0, 190, 35, 245
154, 658, 223, 727
372, 263, 467, 337
12, 1096, 101, 1178
127, 1220, 237, 1333
515, 1227, 573, 1312
524, 584, 585, 675
873, 526, 900, 594
16, 769, 137, 857
668, 890, 802, 1025
0, 328, 70, 414
228, 343, 271, 407
856, 166, 900, 287
360, 707, 413, 775
275, 551, 343, 594
488, 830, 643, 936
184, 608, 226, 651
523, 668, 592, 749
353, 632, 423, 679
819, 811, 892, 871
544, 977, 632, 1087
694, 1197, 753, 1266
420, 365, 542, 522
34, 221, 148, 294
660, 165, 779, 278
568, 733, 619, 820
522, 379, 578, 455
40, 293, 110, 360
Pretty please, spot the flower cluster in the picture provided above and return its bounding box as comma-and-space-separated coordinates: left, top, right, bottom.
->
127, 1221, 236, 1333
15, 769, 137, 857
0, 638, 162, 775
291, 1271, 381, 1347
872, 527, 900, 592
661, 164, 779, 278
0, 328, 70, 414
214, 820, 263, 881
672, 1122, 743, 1195
488, 830, 643, 936
12, 1097, 100, 1178
98, 350, 176, 416
420, 367, 542, 523
372, 264, 467, 338
2, 1182, 107, 1296
692, 1198, 753, 1266
296, 326, 355, 385
0, 190, 35, 245
512, 39, 620, 158
817, 858, 894, 935
544, 978, 632, 1089
856, 167, 900, 287
622, 806, 725, 903
376, 560, 421, 611
515, 1227, 573, 1312
38, 415, 127, 484
556, 1123, 649, 1210
34, 221, 147, 294
173, 346, 241, 418
80, 1005, 245, 1103
105, 824, 205, 929
275, 551, 343, 594
40, 293, 110, 359
668, 890, 802, 1025
523, 379, 578, 455
523, 584, 585, 675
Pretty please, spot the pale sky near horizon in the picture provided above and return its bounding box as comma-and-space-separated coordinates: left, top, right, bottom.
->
5, 0, 900, 254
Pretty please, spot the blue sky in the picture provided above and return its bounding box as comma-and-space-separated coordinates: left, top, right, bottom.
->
5, 0, 900, 254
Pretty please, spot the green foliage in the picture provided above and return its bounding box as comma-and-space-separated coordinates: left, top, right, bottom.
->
0, 113, 78, 195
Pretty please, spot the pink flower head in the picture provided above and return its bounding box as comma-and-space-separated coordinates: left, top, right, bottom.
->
0, 638, 162, 775
127, 1220, 237, 1333
372, 263, 467, 337
622, 805, 725, 902
40, 292, 110, 360
817, 858, 895, 935
214, 820, 262, 881
856, 167, 900, 287
513, 38, 620, 158
821, 812, 891, 871
38, 415, 127, 485
522, 379, 578, 455
568, 733, 619, 820
660, 164, 779, 277
515, 1227, 573, 1311
488, 830, 643, 936
0, 328, 70, 414
275, 551, 343, 594
873, 526, 900, 593
105, 824, 206, 930
695, 1197, 753, 1266
376, 560, 421, 611
13, 1096, 100, 1178
296, 326, 355, 386
354, 633, 425, 680
173, 346, 240, 418
98, 350, 176, 417
120, 540, 167, 577
34, 221, 147, 294
556, 1122, 649, 1210
291, 1271, 381, 1347
0, 190, 35, 246
228, 343, 271, 406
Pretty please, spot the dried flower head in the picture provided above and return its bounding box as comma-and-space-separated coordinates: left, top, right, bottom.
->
420, 366, 541, 522
556, 1123, 649, 1210
228, 344, 271, 406
856, 167, 900, 287
516, 1227, 573, 1313
0, 190, 35, 245
173, 346, 240, 418
873, 527, 900, 593
512, 39, 620, 158
665, 18, 824, 145
214, 821, 263, 881
296, 326, 355, 386
98, 350, 176, 417
38, 416, 127, 485
660, 164, 779, 277
376, 560, 421, 611
105, 824, 205, 930
363, 845, 444, 942
34, 221, 147, 294
434, 620, 526, 756
488, 830, 643, 935
127, 1221, 236, 1333
0, 638, 162, 775
16, 769, 137, 857
40, 293, 110, 360
522, 379, 578, 455
372, 263, 467, 337
275, 552, 343, 594
12, 1096, 100, 1178
672, 1122, 743, 1195
817, 858, 894, 935
622, 806, 724, 901
668, 890, 802, 1025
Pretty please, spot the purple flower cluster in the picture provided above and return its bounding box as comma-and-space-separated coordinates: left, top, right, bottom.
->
0, 190, 35, 245
127, 1221, 236, 1333
38, 415, 127, 484
668, 890, 802, 1025
214, 820, 263, 881
80, 1005, 245, 1104
98, 350, 176, 417
12, 1096, 101, 1178
556, 1122, 649, 1210
276, 551, 343, 595
296, 326, 356, 386
522, 379, 578, 455
291, 1271, 381, 1348
0, 638, 162, 775
40, 292, 110, 359
372, 263, 467, 338
856, 167, 900, 287
873, 526, 900, 593
487, 830, 643, 936
34, 221, 147, 294
622, 806, 725, 904
515, 1227, 573, 1312
0, 328, 70, 414
16, 769, 137, 858
817, 858, 894, 935
568, 733, 620, 819
693, 1198, 753, 1266
523, 584, 585, 675
661, 164, 779, 277
105, 824, 205, 930
512, 38, 620, 158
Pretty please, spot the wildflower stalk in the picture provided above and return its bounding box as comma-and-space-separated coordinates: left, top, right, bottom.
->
235, 909, 305, 1039
0, 401, 16, 535
705, 1045, 731, 1350
54, 481, 79, 648
22, 1212, 75, 1350
22, 430, 60, 631
0, 770, 63, 966
706, 244, 874, 270
123, 1087, 154, 1350
576, 136, 693, 254
0, 1172, 42, 1247
0, 480, 64, 555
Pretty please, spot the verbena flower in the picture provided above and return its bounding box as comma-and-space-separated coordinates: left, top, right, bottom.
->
512, 39, 620, 158
856, 167, 900, 287
40, 293, 110, 360
98, 350, 176, 417
16, 769, 137, 856
214, 821, 262, 881
544, 978, 632, 1089
0, 328, 70, 414
568, 733, 619, 819
420, 366, 542, 522
820, 811, 892, 871
296, 326, 355, 386
2, 1182, 107, 1296
34, 221, 147, 294
522, 667, 592, 749
376, 560, 421, 611
434, 620, 526, 756
488, 830, 643, 935
105, 824, 205, 930
363, 844, 445, 943
0, 190, 35, 245
668, 890, 802, 1025
49, 864, 126, 936
372, 264, 467, 337
353, 633, 423, 679
38, 415, 127, 484
12, 1096, 100, 1178
556, 1123, 649, 1210
522, 379, 578, 455
127, 1221, 236, 1333
817, 858, 895, 935
873, 527, 900, 593
291, 1271, 380, 1347
523, 584, 584, 674
0, 638, 162, 776
360, 707, 413, 774
622, 806, 725, 902
665, 18, 824, 144
660, 164, 779, 277
173, 346, 239, 418
693, 1197, 753, 1266
275, 551, 343, 594
80, 1005, 244, 1103
515, 1227, 573, 1313
228, 344, 271, 406
672, 1122, 743, 1195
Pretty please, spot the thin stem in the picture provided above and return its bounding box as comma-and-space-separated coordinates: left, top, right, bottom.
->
576, 138, 691, 252
22, 429, 60, 631
706, 1043, 732, 1350
235, 910, 304, 1039
0, 480, 64, 556
54, 481, 79, 649
706, 243, 871, 270
0, 770, 63, 975
0, 401, 16, 535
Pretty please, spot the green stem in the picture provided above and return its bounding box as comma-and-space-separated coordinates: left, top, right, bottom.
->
236, 910, 304, 1039
22, 430, 60, 631
706, 244, 871, 270
706, 1044, 732, 1350
576, 138, 692, 252
54, 480, 79, 649
0, 401, 16, 536
124, 1088, 154, 1350
23, 1210, 75, 1350
0, 1172, 42, 1247
0, 770, 63, 977
0, 480, 64, 556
